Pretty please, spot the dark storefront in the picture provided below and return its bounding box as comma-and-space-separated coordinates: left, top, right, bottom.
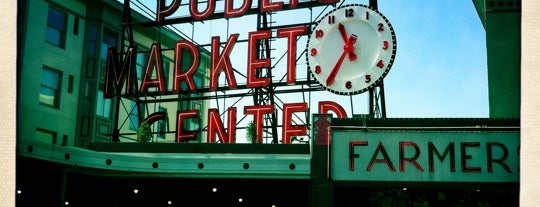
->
17, 156, 310, 207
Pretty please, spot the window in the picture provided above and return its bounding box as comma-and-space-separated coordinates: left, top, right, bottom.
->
157, 107, 167, 138
100, 29, 118, 80
194, 74, 204, 89
129, 101, 145, 130
40, 67, 62, 108
46, 6, 67, 47
96, 88, 111, 118
163, 60, 170, 88
95, 29, 118, 118
190, 102, 202, 141
87, 25, 98, 56
136, 49, 148, 80
180, 73, 204, 93
35, 128, 57, 144
178, 51, 198, 90
100, 29, 118, 60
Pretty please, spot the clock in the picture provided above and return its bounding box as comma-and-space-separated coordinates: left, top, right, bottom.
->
306, 4, 396, 95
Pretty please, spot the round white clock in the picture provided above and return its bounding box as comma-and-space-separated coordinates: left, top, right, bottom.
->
306, 4, 396, 95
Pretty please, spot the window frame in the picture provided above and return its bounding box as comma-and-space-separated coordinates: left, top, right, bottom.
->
35, 128, 58, 145
95, 87, 111, 118
135, 44, 149, 81
39, 66, 62, 108
156, 107, 167, 139
100, 28, 119, 80
129, 101, 145, 131
45, 6, 67, 48
96, 28, 119, 118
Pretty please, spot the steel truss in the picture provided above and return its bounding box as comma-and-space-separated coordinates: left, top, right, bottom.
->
111, 0, 386, 143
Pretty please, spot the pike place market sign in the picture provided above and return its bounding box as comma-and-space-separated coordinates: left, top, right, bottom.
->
105, 0, 391, 144
331, 129, 519, 182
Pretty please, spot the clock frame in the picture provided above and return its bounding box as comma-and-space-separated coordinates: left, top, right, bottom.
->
306, 4, 396, 95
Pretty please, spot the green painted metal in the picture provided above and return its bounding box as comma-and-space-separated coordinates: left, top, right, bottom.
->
332, 117, 519, 128
486, 4, 521, 118
310, 114, 334, 207
472, 0, 486, 28
331, 129, 519, 182
88, 142, 310, 154
17, 139, 311, 179
472, 0, 521, 118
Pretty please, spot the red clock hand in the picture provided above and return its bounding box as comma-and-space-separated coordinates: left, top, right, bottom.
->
348, 34, 358, 61
338, 23, 348, 43
326, 35, 358, 86
338, 23, 358, 61
326, 48, 348, 86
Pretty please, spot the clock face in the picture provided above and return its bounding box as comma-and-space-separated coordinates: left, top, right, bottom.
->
306, 4, 396, 95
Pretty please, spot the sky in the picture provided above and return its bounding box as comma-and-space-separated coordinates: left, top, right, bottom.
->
124, 0, 489, 141
378, 1, 488, 118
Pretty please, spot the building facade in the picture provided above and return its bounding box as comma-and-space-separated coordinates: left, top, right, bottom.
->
17, 0, 210, 148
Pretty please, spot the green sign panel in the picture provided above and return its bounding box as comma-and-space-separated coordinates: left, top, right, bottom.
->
331, 130, 519, 182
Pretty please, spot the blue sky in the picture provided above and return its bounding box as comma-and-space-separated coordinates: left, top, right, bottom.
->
378, 1, 488, 118
128, 0, 488, 118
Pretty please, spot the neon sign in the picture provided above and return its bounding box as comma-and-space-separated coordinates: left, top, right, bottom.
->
156, 0, 338, 22
106, 0, 345, 144
105, 28, 309, 96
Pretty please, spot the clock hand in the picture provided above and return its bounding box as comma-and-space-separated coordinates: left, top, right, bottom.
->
326, 49, 348, 86
326, 35, 358, 86
348, 34, 358, 61
338, 24, 358, 61
338, 23, 348, 43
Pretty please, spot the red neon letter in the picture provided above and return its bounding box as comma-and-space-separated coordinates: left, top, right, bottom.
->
176, 110, 198, 142
349, 141, 368, 171
399, 141, 424, 172
105, 46, 137, 97
289, 0, 298, 8
190, 0, 216, 21
144, 112, 167, 126
318, 101, 347, 118
207, 107, 237, 143
277, 26, 308, 84
140, 43, 166, 94
173, 40, 200, 92
157, 0, 180, 23
210, 34, 239, 91
247, 30, 271, 88
224, 0, 251, 18
282, 102, 307, 144
260, 0, 283, 12
244, 105, 275, 143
